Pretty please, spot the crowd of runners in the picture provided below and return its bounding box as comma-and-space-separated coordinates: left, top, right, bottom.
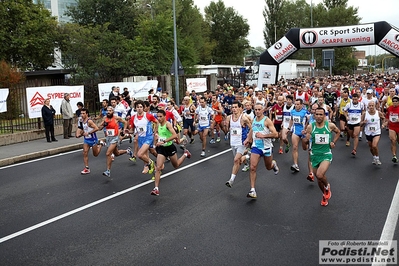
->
74, 73, 399, 206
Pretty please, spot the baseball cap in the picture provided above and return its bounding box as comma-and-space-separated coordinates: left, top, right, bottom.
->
158, 102, 166, 107
366, 89, 373, 94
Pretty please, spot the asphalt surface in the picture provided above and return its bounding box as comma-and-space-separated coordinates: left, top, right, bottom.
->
0, 130, 398, 265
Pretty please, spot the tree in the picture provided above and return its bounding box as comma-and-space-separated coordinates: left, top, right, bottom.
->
204, 0, 250, 65
58, 23, 138, 83
66, 0, 139, 39
263, 0, 285, 48
0, 0, 59, 70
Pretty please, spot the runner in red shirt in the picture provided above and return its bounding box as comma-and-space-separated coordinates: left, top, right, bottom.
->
383, 95, 399, 163
270, 95, 285, 154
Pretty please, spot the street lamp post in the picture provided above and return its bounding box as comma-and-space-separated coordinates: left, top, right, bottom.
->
173, 0, 179, 105
146, 4, 154, 20
382, 55, 396, 73
310, 0, 314, 77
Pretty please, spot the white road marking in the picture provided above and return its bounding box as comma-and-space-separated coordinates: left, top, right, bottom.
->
0, 148, 232, 244
0, 150, 82, 170
372, 178, 399, 266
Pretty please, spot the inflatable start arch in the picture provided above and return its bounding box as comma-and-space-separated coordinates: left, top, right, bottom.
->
257, 21, 399, 86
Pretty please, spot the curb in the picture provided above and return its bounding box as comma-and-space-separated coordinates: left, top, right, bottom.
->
0, 143, 84, 167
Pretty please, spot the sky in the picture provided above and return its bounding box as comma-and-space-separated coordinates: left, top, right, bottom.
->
193, 0, 399, 56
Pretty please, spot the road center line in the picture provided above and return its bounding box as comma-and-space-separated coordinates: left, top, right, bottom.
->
372, 177, 399, 266
0, 148, 231, 244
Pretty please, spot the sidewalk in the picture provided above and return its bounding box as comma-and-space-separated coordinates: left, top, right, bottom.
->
0, 134, 84, 167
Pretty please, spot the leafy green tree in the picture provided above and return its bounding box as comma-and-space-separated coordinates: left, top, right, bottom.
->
204, 0, 250, 65
66, 0, 139, 39
0, 0, 59, 70
263, 0, 285, 48
58, 23, 137, 82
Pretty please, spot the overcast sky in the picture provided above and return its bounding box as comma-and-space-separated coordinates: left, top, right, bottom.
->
193, 0, 399, 56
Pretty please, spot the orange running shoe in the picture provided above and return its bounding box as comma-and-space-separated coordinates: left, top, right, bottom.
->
307, 172, 314, 182
321, 195, 328, 206
279, 148, 283, 154
324, 183, 331, 200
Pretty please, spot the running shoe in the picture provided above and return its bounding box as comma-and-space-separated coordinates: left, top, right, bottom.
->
111, 153, 115, 161
351, 149, 356, 156
200, 150, 206, 157
129, 156, 137, 162
345, 141, 350, 147
98, 140, 106, 146
81, 167, 90, 175
151, 188, 159, 196
279, 148, 283, 154
126, 147, 133, 157
372, 158, 377, 165
375, 159, 382, 165
340, 132, 344, 138
102, 169, 111, 178
190, 138, 195, 144
392, 156, 398, 163
182, 135, 188, 145
247, 190, 257, 199
225, 180, 233, 188
290, 164, 300, 172
216, 137, 221, 143
180, 144, 186, 150
224, 132, 229, 141
285, 143, 290, 153
324, 184, 331, 200
272, 160, 279, 175
321, 195, 328, 206
148, 160, 155, 174
209, 139, 215, 144
142, 165, 149, 174
359, 136, 362, 141
307, 172, 314, 182
184, 149, 192, 159
242, 164, 250, 172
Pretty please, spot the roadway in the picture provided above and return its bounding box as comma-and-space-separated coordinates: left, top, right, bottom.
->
0, 131, 398, 265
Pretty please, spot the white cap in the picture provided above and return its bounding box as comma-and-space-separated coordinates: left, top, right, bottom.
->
327, 85, 332, 89
379, 82, 383, 85
366, 89, 373, 94
344, 85, 349, 88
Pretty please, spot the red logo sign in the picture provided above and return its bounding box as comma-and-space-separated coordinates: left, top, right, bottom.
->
30, 92, 45, 107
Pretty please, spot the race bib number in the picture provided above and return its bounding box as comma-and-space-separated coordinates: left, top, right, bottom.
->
368, 126, 376, 132
350, 116, 360, 123
293, 116, 301, 124
284, 116, 291, 123
390, 114, 398, 122
276, 115, 283, 121
231, 127, 242, 137
199, 116, 208, 126
106, 129, 115, 136
315, 133, 329, 144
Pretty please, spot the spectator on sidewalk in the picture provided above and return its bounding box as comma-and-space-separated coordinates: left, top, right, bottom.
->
41, 98, 57, 143
61, 93, 74, 139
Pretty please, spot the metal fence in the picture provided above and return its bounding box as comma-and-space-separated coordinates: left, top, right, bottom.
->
0, 78, 102, 134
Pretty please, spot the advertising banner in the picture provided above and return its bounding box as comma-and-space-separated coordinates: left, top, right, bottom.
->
0, 88, 9, 113
98, 81, 159, 100
26, 86, 84, 118
268, 36, 298, 63
378, 28, 399, 57
300, 24, 375, 48
257, 65, 278, 88
185, 78, 207, 93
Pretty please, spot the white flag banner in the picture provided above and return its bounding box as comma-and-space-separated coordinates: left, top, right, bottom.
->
26, 85, 84, 118
98, 81, 158, 101
0, 88, 9, 113
186, 78, 207, 93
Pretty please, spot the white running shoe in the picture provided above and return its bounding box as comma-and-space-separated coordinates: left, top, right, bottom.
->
242, 164, 250, 172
